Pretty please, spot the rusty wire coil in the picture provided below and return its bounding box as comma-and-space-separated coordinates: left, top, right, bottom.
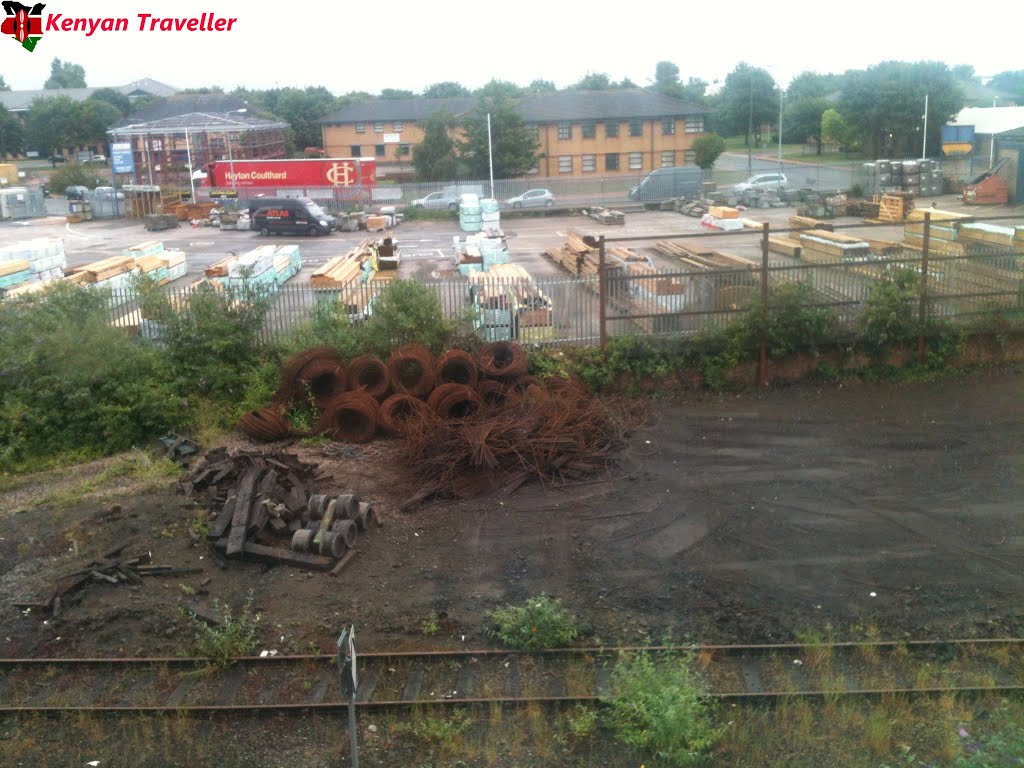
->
273, 347, 344, 406
477, 341, 528, 380
512, 375, 544, 391
477, 378, 514, 406
347, 354, 391, 400
426, 383, 483, 419
543, 376, 590, 398
387, 344, 435, 398
297, 358, 348, 408
239, 407, 294, 442
378, 393, 431, 436
434, 349, 479, 389
318, 391, 380, 443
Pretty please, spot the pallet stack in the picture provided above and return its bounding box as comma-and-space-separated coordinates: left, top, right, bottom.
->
653, 241, 755, 270
311, 239, 376, 289
903, 209, 972, 256
543, 230, 601, 276
587, 206, 625, 225
788, 215, 834, 232
798, 230, 872, 264
871, 192, 915, 223
123, 240, 188, 285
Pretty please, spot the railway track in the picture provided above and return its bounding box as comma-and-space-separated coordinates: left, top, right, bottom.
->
1, 639, 1022, 714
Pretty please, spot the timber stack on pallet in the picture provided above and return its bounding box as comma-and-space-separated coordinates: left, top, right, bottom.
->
543, 229, 601, 276
871, 192, 914, 223
798, 230, 872, 263
587, 206, 625, 225
788, 215, 834, 232
181, 448, 372, 574
654, 240, 755, 270
768, 236, 802, 258
311, 239, 376, 289
903, 209, 973, 256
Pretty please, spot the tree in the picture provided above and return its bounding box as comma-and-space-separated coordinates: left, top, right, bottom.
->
785, 71, 839, 101
70, 100, 122, 147
461, 94, 537, 178
691, 134, 726, 169
44, 58, 87, 89
412, 111, 459, 181
0, 104, 25, 156
25, 96, 78, 156
785, 96, 831, 154
475, 79, 524, 99
88, 88, 132, 118
571, 72, 614, 90
380, 88, 415, 100
234, 86, 340, 153
422, 82, 471, 98
838, 61, 963, 158
988, 70, 1024, 103
714, 63, 780, 145
653, 61, 683, 98
527, 79, 556, 94
820, 109, 853, 151
0, 75, 10, 92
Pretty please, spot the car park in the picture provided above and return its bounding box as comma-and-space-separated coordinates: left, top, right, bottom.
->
505, 189, 555, 208
733, 172, 788, 194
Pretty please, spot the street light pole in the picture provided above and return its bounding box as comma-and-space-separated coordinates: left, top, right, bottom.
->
778, 88, 784, 172
225, 109, 247, 197
185, 128, 195, 202
747, 76, 753, 176
921, 93, 929, 160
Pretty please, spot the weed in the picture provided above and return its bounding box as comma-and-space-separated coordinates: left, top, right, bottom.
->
864, 708, 893, 756
955, 719, 1024, 766
565, 703, 598, 741
421, 611, 441, 636
392, 712, 470, 752
185, 591, 259, 669
29, 449, 179, 510
608, 649, 723, 767
179, 584, 196, 597
486, 594, 580, 650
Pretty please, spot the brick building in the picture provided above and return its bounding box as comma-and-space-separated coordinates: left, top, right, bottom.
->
319, 90, 709, 179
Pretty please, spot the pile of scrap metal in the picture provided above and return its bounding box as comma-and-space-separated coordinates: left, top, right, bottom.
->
181, 448, 374, 573
239, 342, 648, 507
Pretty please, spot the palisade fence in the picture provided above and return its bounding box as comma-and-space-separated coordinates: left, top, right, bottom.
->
203, 156, 983, 213
99, 215, 1023, 355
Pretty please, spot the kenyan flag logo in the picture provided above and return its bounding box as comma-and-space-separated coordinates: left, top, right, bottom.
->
1, 1, 45, 52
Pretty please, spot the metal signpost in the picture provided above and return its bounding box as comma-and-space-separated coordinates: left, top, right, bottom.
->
336, 625, 359, 768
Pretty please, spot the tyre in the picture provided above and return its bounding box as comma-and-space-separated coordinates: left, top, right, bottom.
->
513, 202, 522, 208
307, 225, 319, 237
448, 202, 458, 212
259, 226, 270, 237
545, 200, 554, 207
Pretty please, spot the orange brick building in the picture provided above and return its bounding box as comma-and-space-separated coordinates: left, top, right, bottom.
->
320, 90, 709, 179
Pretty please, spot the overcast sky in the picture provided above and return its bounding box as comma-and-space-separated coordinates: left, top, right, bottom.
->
2, 0, 1017, 95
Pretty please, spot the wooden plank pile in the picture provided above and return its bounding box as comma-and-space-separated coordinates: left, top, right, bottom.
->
312, 238, 376, 289
871, 192, 915, 223
768, 236, 802, 258
788, 215, 834, 232
653, 241, 755, 270
543, 229, 601, 276
798, 229, 872, 263
586, 206, 625, 225
11, 543, 201, 617
181, 448, 373, 572
903, 209, 972, 256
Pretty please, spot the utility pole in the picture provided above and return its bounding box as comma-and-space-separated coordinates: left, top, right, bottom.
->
921, 93, 929, 160
747, 76, 753, 176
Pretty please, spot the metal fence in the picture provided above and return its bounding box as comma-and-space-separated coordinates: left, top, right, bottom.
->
98, 216, 1023, 350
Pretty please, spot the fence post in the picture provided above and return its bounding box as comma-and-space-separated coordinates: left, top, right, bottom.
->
759, 222, 770, 387
918, 211, 931, 365
597, 234, 607, 350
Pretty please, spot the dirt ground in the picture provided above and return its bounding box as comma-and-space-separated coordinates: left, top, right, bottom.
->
1, 366, 1022, 662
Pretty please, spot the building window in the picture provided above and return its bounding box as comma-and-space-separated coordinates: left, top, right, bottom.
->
557, 122, 572, 140
398, 144, 411, 156
582, 154, 596, 172
350, 145, 361, 156
605, 153, 619, 171
558, 155, 573, 173
582, 121, 596, 139
373, 122, 384, 133
526, 124, 540, 139
355, 123, 365, 134
628, 152, 643, 170
629, 119, 643, 137
150, 139, 162, 151
685, 117, 704, 133
683, 149, 697, 164
661, 150, 675, 167
605, 121, 619, 138
375, 144, 385, 157
393, 122, 403, 131
662, 118, 676, 135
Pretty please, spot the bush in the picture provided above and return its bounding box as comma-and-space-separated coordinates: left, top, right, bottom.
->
359, 278, 456, 355
858, 269, 921, 358
187, 593, 259, 669
749, 282, 839, 359
486, 594, 580, 650
608, 650, 723, 767
48, 163, 97, 194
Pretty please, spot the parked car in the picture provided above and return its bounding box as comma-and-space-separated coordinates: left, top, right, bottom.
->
65, 185, 89, 200
506, 189, 555, 208
94, 186, 124, 200
249, 197, 336, 236
89, 154, 107, 164
733, 172, 788, 195
410, 191, 457, 211
628, 167, 703, 201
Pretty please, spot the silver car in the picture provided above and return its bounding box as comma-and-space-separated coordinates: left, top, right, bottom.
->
506, 188, 555, 208
733, 173, 787, 195
410, 191, 458, 211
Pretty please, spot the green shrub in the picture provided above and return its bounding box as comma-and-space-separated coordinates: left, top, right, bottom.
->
48, 163, 98, 194
608, 650, 723, 767
359, 278, 456, 355
486, 595, 580, 650
858, 269, 921, 358
393, 713, 471, 751
187, 592, 259, 669
751, 282, 839, 359
954, 721, 1024, 766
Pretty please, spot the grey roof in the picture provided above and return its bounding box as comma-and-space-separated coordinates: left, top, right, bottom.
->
126, 93, 250, 123
0, 78, 177, 112
320, 97, 477, 123
109, 112, 288, 136
320, 89, 708, 125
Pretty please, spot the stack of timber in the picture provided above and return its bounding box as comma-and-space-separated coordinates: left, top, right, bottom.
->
124, 240, 188, 285
903, 209, 973, 256
182, 448, 371, 573
0, 237, 66, 291
543, 229, 601, 277
789, 215, 834, 232
587, 206, 625, 225
798, 230, 872, 263
0, 258, 33, 293
469, 264, 555, 341
654, 240, 755, 270
768, 236, 802, 258
958, 222, 1022, 251
312, 239, 375, 289
701, 206, 744, 231
871, 192, 914, 223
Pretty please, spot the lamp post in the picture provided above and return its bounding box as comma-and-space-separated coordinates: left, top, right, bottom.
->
921, 93, 929, 160
225, 108, 247, 196
185, 128, 195, 202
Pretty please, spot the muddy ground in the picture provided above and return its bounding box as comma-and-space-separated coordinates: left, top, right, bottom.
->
1, 366, 1022, 664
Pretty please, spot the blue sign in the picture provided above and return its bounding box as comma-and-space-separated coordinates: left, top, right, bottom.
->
111, 142, 135, 175
941, 125, 975, 144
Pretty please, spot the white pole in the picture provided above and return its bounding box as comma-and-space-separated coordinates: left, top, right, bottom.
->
486, 112, 494, 200
921, 94, 928, 160
185, 128, 196, 202
990, 97, 997, 168
228, 131, 235, 194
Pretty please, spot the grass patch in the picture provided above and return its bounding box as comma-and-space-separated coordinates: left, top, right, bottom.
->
486, 595, 580, 650
25, 449, 180, 510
